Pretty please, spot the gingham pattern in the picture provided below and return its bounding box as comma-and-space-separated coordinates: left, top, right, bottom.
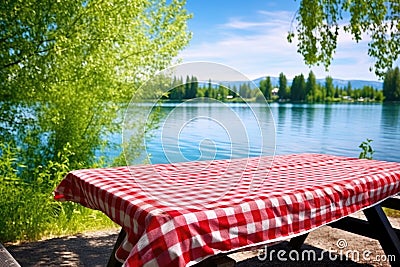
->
54, 154, 400, 267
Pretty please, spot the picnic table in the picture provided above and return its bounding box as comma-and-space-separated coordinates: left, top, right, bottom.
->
53, 154, 400, 266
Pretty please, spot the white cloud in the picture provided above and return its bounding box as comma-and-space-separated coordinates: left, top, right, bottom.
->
221, 18, 273, 30
179, 10, 379, 81
221, 10, 294, 32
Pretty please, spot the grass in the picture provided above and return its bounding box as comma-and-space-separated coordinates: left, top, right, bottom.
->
1, 187, 118, 243
0, 143, 118, 243
43, 204, 119, 240
0, 181, 119, 243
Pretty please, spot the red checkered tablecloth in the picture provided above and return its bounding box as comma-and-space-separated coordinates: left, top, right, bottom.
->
54, 154, 400, 266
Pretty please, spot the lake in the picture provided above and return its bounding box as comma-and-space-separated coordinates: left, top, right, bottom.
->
121, 102, 400, 164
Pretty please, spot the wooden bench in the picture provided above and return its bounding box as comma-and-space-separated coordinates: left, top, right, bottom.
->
0, 243, 20, 267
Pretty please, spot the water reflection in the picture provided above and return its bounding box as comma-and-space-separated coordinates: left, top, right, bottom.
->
323, 105, 332, 133
291, 104, 305, 131
276, 104, 288, 134
381, 103, 400, 130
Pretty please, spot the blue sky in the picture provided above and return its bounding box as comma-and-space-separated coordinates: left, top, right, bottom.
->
179, 0, 378, 81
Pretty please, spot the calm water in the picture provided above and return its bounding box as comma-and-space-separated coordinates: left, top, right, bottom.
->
135, 102, 400, 164
269, 103, 400, 162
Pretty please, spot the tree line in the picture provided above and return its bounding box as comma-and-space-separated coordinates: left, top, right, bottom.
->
262, 71, 385, 102
167, 68, 400, 103
168, 76, 254, 101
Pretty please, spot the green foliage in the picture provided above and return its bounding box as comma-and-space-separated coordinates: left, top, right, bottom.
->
169, 76, 199, 100
0, 0, 191, 242
346, 81, 352, 96
278, 72, 288, 100
205, 79, 214, 98
289, 0, 400, 77
239, 82, 253, 99
383, 67, 400, 101
359, 138, 375, 160
189, 76, 199, 99
168, 79, 258, 102
375, 90, 384, 101
325, 76, 334, 98
217, 85, 228, 101
259, 76, 273, 100
291, 74, 306, 101
0, 142, 117, 242
306, 71, 317, 102
1, 0, 192, 171
257, 71, 383, 103
167, 73, 385, 104
169, 77, 185, 101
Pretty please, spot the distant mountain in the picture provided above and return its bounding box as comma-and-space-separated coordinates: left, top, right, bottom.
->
252, 76, 383, 90
316, 78, 382, 90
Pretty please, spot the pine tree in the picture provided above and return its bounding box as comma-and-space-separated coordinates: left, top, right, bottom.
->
291, 74, 306, 101
189, 76, 198, 99
259, 76, 273, 100
325, 76, 334, 99
278, 72, 287, 100
306, 71, 317, 102
383, 67, 400, 101
346, 81, 352, 97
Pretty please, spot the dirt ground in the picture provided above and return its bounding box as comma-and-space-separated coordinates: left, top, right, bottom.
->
5, 211, 398, 266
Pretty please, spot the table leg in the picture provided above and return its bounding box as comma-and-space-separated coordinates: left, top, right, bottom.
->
107, 228, 126, 267
289, 233, 309, 250
363, 204, 400, 266
194, 254, 236, 267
